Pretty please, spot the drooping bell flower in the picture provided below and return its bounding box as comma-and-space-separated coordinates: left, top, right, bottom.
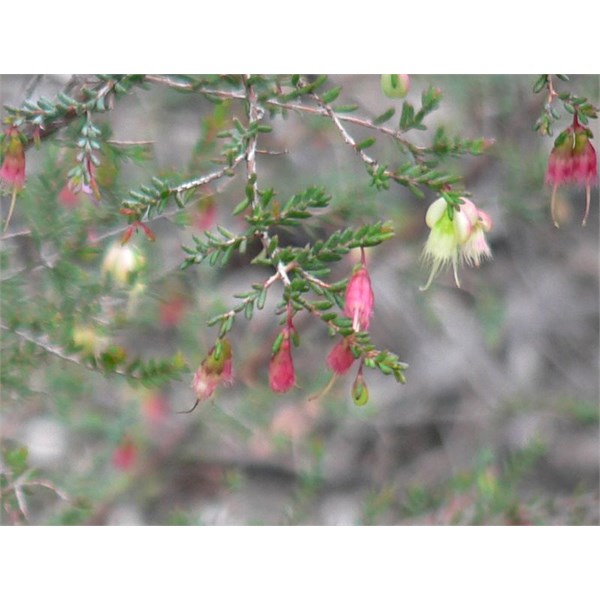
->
546, 114, 598, 227
101, 241, 145, 286
421, 197, 492, 290
190, 338, 233, 407
1, 125, 26, 231
269, 311, 296, 393
344, 247, 375, 332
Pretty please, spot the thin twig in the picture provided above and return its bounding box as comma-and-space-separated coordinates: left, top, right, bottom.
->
0, 323, 138, 380
145, 76, 425, 155
168, 153, 245, 195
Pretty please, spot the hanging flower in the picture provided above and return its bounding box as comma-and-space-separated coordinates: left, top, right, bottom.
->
1, 125, 26, 231
190, 338, 233, 406
102, 242, 145, 286
421, 197, 493, 290
269, 312, 296, 393
546, 114, 598, 227
344, 247, 375, 332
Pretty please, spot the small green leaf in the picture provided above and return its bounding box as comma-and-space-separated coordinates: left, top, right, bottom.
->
244, 301, 254, 320
356, 137, 376, 151
333, 104, 358, 113
400, 102, 415, 130
321, 86, 342, 104
257, 287, 268, 310
271, 332, 284, 355
533, 74, 548, 93
372, 107, 396, 125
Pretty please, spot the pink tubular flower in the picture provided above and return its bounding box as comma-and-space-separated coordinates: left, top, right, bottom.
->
191, 338, 233, 405
344, 248, 375, 332
326, 338, 356, 375
269, 317, 296, 393
547, 115, 598, 227
421, 197, 493, 290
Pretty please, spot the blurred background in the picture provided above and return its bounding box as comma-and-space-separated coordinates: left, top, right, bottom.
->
0, 74, 598, 525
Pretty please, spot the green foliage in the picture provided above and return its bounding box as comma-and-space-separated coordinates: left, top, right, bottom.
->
534, 74, 598, 135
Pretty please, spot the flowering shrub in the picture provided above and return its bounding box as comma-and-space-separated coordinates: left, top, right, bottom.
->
1, 74, 597, 525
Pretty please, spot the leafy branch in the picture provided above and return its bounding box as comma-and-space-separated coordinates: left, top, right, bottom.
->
533, 74, 598, 136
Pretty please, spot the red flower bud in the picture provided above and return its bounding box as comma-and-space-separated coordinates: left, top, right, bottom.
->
269, 328, 296, 393
326, 338, 355, 375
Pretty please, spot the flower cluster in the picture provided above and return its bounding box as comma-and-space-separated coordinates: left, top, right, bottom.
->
420, 197, 493, 291
326, 248, 375, 405
546, 115, 598, 227
327, 249, 374, 377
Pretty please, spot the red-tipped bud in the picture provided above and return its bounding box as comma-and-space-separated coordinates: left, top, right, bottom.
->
139, 222, 156, 242
85, 156, 101, 200
326, 338, 355, 375
344, 252, 374, 332
192, 338, 233, 402
120, 225, 135, 245
269, 325, 296, 393
0, 126, 26, 190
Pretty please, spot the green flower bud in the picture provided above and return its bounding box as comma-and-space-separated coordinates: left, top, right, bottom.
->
380, 74, 410, 99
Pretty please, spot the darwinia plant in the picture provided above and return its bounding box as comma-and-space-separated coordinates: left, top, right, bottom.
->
1, 74, 595, 434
